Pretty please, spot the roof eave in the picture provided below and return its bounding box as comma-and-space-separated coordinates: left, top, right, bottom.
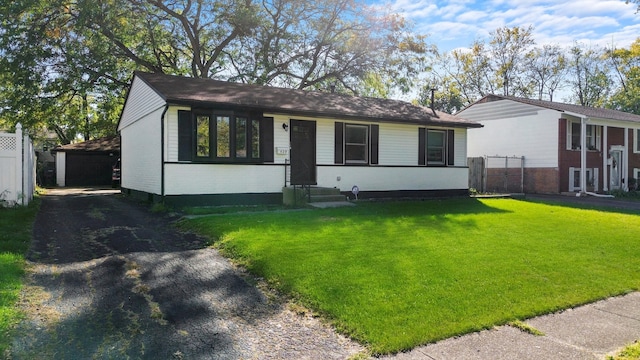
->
165, 99, 481, 128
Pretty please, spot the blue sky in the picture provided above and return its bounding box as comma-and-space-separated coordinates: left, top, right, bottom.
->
369, 0, 640, 52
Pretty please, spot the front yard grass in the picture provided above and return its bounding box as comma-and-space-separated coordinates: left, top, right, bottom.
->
179, 198, 640, 354
0, 200, 39, 354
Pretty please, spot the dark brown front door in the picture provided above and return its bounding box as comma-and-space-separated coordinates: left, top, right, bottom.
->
290, 120, 316, 185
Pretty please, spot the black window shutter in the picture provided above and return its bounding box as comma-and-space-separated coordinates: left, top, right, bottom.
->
418, 128, 426, 166
262, 117, 274, 162
335, 122, 344, 164
370, 124, 379, 165
447, 129, 455, 166
178, 110, 193, 161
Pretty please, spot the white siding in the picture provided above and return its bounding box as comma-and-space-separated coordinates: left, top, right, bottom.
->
118, 76, 166, 131
460, 100, 560, 168
121, 107, 163, 194
161, 111, 471, 195
454, 128, 468, 167
379, 123, 419, 166
165, 106, 191, 162
318, 166, 468, 191
164, 164, 284, 195
316, 120, 335, 165
272, 114, 292, 165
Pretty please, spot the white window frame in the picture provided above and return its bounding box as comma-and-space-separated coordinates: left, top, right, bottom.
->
568, 167, 599, 192
427, 129, 446, 166
567, 121, 601, 151
634, 129, 640, 154
344, 124, 369, 164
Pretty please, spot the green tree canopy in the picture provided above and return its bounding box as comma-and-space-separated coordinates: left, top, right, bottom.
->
1, 0, 429, 143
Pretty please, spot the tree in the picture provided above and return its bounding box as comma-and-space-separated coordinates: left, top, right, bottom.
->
489, 25, 536, 97
434, 41, 494, 106
1, 0, 429, 144
607, 38, 640, 114
526, 44, 567, 101
567, 44, 612, 107
417, 76, 466, 114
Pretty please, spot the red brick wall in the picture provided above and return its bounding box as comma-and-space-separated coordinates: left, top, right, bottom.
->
557, 119, 604, 193
523, 168, 559, 193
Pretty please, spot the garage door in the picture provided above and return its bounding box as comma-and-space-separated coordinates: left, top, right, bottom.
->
65, 153, 117, 186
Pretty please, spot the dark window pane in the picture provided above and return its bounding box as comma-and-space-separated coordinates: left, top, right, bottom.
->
345, 145, 367, 162
252, 120, 260, 158
427, 130, 445, 164
217, 116, 230, 158
345, 125, 367, 143
236, 117, 247, 158
571, 122, 581, 149
196, 115, 210, 157
428, 131, 444, 146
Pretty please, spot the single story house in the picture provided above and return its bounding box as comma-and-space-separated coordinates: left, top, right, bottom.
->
458, 95, 640, 194
117, 71, 482, 206
54, 136, 120, 187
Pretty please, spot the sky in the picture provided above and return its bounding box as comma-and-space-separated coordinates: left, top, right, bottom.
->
370, 0, 640, 52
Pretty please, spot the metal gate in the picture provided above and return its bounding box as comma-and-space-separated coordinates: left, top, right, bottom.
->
485, 155, 524, 194
468, 155, 524, 194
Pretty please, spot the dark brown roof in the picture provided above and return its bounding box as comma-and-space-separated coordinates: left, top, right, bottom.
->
134, 71, 482, 128
55, 136, 120, 152
480, 94, 640, 123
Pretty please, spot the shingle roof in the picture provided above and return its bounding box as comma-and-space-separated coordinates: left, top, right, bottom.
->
54, 136, 120, 152
481, 94, 640, 123
134, 71, 482, 128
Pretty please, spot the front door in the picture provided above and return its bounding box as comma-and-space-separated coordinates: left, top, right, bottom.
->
610, 148, 623, 190
290, 120, 316, 185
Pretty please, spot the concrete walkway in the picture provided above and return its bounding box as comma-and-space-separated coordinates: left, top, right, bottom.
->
382, 292, 640, 359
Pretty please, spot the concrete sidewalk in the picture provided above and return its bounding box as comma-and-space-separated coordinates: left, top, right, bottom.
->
382, 292, 640, 360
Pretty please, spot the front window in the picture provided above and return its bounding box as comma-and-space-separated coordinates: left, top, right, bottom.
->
427, 130, 446, 165
216, 116, 230, 158
635, 129, 640, 153
193, 112, 261, 161
236, 117, 247, 158
345, 124, 368, 163
251, 119, 260, 159
568, 121, 600, 150
569, 167, 598, 192
196, 115, 210, 157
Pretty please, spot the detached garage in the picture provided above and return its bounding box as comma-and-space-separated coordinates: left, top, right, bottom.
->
54, 136, 120, 187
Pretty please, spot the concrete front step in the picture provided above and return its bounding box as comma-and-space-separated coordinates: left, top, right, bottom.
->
309, 194, 347, 203
282, 186, 345, 206
308, 186, 342, 196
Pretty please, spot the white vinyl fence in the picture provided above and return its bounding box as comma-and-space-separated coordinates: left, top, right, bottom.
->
0, 123, 36, 206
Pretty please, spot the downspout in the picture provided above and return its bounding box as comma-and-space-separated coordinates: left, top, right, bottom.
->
160, 105, 169, 202
580, 117, 587, 194
624, 127, 629, 191
603, 125, 608, 192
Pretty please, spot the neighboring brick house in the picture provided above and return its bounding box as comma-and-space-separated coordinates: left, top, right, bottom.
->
458, 95, 640, 194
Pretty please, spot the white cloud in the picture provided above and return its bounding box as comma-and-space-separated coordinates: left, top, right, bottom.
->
372, 0, 640, 51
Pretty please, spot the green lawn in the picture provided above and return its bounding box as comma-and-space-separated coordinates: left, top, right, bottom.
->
179, 198, 640, 354
0, 200, 39, 354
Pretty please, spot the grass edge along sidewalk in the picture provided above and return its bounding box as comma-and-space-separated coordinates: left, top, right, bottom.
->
0, 199, 39, 355
179, 198, 640, 355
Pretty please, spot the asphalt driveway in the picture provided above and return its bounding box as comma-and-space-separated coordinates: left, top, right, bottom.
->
9, 188, 363, 359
